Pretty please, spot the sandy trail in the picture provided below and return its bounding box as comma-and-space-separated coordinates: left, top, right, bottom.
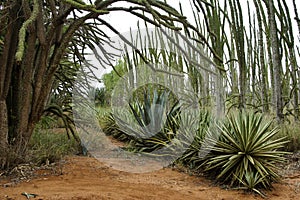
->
0, 156, 299, 200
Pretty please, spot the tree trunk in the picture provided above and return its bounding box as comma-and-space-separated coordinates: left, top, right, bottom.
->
0, 100, 9, 168
254, 0, 269, 112
267, 0, 284, 121
281, 0, 300, 120
291, 0, 300, 109
228, 0, 246, 110
0, 0, 23, 168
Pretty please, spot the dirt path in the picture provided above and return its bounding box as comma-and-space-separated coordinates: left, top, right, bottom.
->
1, 156, 300, 200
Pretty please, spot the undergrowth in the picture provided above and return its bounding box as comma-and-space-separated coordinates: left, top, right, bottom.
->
27, 118, 81, 165
277, 122, 300, 152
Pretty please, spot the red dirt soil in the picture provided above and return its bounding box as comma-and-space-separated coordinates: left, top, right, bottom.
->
1, 156, 300, 200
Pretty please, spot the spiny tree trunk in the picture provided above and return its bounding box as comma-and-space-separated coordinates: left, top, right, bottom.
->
254, 0, 269, 112
293, 0, 300, 35
228, 0, 247, 110
282, 0, 300, 120
193, 0, 227, 114
262, 1, 277, 114
229, 39, 239, 98
293, 0, 300, 106
246, 2, 256, 106
267, 0, 284, 121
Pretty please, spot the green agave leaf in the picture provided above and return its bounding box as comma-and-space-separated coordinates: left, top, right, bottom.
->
209, 143, 238, 153
251, 158, 271, 177
253, 139, 289, 152
217, 155, 241, 180
251, 126, 278, 149
202, 111, 289, 190
146, 138, 168, 146
246, 154, 254, 165
217, 125, 241, 150
205, 159, 228, 171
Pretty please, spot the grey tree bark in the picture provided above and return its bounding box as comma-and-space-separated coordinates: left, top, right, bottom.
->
267, 0, 284, 121
254, 0, 269, 112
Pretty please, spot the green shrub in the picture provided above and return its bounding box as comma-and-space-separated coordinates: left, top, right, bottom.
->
28, 128, 80, 165
96, 106, 111, 119
202, 111, 289, 194
277, 122, 300, 152
35, 115, 57, 129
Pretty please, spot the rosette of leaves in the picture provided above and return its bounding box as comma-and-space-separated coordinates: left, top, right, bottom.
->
202, 111, 289, 192
177, 110, 211, 168
235, 171, 268, 197
101, 113, 134, 142
114, 87, 180, 152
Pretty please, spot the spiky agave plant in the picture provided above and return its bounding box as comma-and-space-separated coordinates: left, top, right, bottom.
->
110, 87, 180, 152
202, 111, 289, 190
130, 88, 180, 151
177, 110, 211, 168
234, 171, 267, 197
128, 89, 172, 139
101, 113, 134, 142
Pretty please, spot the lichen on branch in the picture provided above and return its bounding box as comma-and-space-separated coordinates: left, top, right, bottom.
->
15, 0, 39, 62
63, 0, 109, 14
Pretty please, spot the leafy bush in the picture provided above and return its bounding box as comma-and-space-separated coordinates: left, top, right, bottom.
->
202, 111, 289, 194
97, 106, 130, 141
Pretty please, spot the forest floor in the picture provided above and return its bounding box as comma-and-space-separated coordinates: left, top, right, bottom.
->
0, 154, 300, 200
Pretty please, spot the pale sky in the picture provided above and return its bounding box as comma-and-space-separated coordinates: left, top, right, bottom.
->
104, 0, 299, 36
87, 0, 300, 88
